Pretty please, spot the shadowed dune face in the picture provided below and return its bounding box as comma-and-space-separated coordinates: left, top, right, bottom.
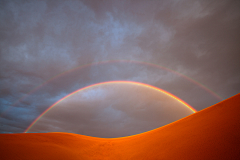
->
27, 82, 194, 138
0, 93, 239, 160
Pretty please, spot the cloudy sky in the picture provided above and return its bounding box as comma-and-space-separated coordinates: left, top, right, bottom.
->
0, 0, 239, 137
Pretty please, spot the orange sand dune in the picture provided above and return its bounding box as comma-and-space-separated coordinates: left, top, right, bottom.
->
1, 93, 240, 160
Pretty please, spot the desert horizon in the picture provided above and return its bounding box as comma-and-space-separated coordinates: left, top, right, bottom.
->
1, 93, 239, 160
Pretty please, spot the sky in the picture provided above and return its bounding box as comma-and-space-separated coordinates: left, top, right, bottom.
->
0, 0, 239, 137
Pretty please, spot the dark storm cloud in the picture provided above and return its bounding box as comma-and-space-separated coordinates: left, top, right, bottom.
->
146, 0, 240, 97
0, 0, 239, 136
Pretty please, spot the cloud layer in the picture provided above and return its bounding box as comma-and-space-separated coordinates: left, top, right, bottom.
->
0, 0, 239, 136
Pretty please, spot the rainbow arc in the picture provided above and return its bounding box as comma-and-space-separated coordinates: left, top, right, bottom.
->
25, 81, 197, 133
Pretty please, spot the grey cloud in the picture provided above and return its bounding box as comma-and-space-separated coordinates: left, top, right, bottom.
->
0, 0, 239, 136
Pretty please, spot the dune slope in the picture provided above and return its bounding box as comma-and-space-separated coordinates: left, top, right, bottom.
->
1, 93, 239, 160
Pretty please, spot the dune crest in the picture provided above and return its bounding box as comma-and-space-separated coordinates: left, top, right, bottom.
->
1, 93, 240, 160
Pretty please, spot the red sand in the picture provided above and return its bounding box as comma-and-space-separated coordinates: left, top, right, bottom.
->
1, 93, 240, 160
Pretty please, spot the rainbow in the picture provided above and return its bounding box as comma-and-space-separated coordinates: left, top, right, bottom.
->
25, 81, 197, 133
1, 59, 221, 117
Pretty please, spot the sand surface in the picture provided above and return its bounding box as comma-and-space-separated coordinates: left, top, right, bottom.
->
1, 93, 239, 159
